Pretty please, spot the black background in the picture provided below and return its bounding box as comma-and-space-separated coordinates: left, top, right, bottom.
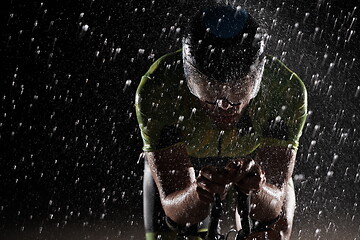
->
0, 0, 359, 239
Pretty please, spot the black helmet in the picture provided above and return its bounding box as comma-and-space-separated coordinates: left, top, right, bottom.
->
183, 5, 266, 105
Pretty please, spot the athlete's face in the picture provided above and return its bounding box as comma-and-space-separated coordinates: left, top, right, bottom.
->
197, 83, 253, 129
183, 56, 265, 129
184, 59, 264, 128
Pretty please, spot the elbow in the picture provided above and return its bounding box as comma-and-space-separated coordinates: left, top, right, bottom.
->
251, 199, 283, 221
251, 184, 285, 221
267, 186, 286, 218
162, 198, 210, 226
267, 197, 284, 218
164, 206, 209, 226
160, 187, 210, 226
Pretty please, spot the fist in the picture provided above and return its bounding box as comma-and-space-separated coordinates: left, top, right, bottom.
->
196, 165, 230, 203
225, 159, 266, 194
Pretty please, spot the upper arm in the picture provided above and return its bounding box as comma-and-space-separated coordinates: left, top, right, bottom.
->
145, 144, 195, 200
285, 73, 307, 148
135, 52, 184, 152
258, 58, 308, 150
135, 74, 178, 152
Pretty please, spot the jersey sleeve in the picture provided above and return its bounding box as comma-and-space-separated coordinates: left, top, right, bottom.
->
283, 71, 307, 148
255, 57, 307, 150
135, 51, 184, 152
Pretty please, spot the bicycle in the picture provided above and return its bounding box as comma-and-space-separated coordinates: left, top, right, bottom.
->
205, 192, 252, 240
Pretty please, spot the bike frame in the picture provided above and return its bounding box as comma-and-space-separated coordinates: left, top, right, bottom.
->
205, 192, 252, 240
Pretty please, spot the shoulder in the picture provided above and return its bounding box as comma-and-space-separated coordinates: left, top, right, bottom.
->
262, 56, 307, 104
249, 56, 308, 149
136, 49, 183, 107
142, 49, 183, 82
251, 56, 307, 115
135, 50, 188, 152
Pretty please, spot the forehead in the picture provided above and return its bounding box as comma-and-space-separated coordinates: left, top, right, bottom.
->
215, 79, 255, 97
185, 58, 256, 91
184, 57, 253, 83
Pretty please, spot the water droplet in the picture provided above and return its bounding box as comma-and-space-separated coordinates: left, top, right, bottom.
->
82, 24, 89, 32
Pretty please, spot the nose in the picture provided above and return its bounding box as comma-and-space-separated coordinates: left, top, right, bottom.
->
217, 99, 231, 110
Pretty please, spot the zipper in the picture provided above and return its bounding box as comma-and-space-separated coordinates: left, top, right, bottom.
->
217, 130, 224, 157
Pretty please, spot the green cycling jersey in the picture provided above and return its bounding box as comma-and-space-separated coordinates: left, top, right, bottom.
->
135, 49, 307, 159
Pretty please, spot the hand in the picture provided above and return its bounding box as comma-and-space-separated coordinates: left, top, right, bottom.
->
225, 159, 266, 194
196, 165, 231, 203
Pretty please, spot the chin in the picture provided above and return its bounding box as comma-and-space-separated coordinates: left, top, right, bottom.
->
199, 100, 246, 129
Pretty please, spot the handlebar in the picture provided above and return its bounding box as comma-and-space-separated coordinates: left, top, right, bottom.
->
205, 194, 225, 240
205, 191, 253, 240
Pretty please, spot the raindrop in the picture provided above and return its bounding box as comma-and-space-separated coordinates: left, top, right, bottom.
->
347, 30, 355, 42
82, 24, 89, 32
190, 108, 197, 119
312, 124, 320, 137
327, 171, 334, 177
123, 80, 132, 92
333, 154, 338, 163
309, 140, 316, 152
351, 6, 357, 17
7, 13, 14, 25
294, 174, 305, 181
355, 86, 360, 98
138, 48, 145, 55
355, 173, 360, 183
33, 20, 38, 32
315, 165, 320, 174
137, 153, 145, 164
313, 27, 320, 41
303, 12, 310, 24
327, 85, 332, 95
327, 62, 335, 75
350, 58, 356, 69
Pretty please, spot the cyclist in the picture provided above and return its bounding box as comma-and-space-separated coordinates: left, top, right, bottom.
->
135, 5, 307, 240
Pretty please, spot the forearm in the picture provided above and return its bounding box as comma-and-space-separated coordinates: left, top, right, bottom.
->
249, 182, 285, 221
161, 182, 210, 225
249, 146, 296, 221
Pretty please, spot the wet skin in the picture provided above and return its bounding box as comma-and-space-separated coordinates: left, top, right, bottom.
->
145, 83, 297, 239
198, 97, 251, 129
145, 144, 296, 239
